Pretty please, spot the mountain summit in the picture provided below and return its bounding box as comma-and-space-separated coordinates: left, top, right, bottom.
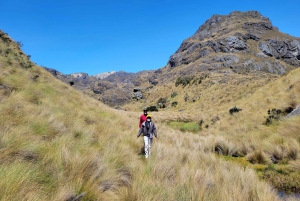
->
168, 11, 300, 75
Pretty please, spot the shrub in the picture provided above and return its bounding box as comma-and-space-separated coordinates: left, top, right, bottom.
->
16, 41, 23, 48
265, 108, 283, 125
157, 97, 167, 108
175, 76, 194, 87
157, 97, 167, 105
171, 92, 178, 98
147, 106, 158, 112
229, 106, 242, 115
171, 101, 178, 107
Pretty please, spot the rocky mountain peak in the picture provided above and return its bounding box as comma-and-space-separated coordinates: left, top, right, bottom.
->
192, 11, 272, 42
168, 11, 300, 75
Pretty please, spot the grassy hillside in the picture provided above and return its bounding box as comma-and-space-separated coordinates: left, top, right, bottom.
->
0, 31, 139, 200
125, 66, 300, 194
0, 31, 293, 200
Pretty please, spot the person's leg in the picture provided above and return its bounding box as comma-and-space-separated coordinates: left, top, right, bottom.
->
148, 138, 153, 156
143, 136, 149, 158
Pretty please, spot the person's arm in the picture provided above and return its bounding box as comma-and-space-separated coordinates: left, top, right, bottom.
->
139, 115, 143, 128
153, 123, 158, 138
137, 126, 143, 138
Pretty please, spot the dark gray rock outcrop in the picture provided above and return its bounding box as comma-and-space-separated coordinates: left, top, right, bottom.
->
167, 11, 300, 75
258, 39, 300, 66
131, 90, 143, 100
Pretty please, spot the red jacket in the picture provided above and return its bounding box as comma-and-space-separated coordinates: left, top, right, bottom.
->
139, 114, 147, 128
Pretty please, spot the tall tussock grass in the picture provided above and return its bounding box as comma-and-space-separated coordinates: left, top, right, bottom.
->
131, 67, 300, 194
3, 34, 300, 200
118, 124, 280, 201
0, 62, 139, 200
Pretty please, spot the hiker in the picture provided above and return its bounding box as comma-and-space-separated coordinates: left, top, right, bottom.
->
139, 107, 148, 128
137, 114, 158, 158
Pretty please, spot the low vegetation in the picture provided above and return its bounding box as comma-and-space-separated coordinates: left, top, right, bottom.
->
175, 75, 195, 87
146, 105, 158, 112
167, 121, 200, 133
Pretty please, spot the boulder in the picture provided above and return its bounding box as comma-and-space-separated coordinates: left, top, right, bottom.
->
286, 106, 300, 118
224, 36, 247, 50
243, 33, 260, 41
258, 42, 273, 57
187, 42, 201, 54
131, 91, 143, 100
169, 52, 183, 67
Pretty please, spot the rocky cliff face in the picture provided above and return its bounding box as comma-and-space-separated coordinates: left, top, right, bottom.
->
168, 11, 300, 75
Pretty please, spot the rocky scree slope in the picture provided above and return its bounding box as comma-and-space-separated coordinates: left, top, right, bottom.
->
167, 11, 300, 76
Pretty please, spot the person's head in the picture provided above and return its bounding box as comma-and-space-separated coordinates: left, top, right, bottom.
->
146, 114, 151, 122
143, 107, 148, 115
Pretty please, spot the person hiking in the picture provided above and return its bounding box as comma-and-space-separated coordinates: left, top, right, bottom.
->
139, 107, 148, 128
137, 114, 158, 158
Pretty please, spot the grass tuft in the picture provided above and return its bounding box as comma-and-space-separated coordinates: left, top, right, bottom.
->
247, 150, 271, 165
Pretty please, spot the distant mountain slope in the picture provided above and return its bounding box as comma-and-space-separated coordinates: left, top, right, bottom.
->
123, 11, 300, 110
167, 11, 300, 74
45, 11, 300, 110
44, 67, 157, 106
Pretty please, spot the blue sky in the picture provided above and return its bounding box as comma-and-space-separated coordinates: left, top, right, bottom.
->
1, 0, 299, 75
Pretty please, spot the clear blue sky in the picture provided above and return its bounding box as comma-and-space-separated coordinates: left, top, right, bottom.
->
1, 0, 299, 75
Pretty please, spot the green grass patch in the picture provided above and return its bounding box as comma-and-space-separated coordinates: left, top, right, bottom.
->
30, 123, 48, 135
168, 121, 200, 133
217, 155, 300, 193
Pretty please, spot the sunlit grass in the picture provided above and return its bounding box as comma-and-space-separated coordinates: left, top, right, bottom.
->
1, 33, 300, 200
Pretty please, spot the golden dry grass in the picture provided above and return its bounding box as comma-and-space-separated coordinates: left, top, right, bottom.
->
2, 32, 300, 200
123, 63, 300, 195
0, 60, 282, 201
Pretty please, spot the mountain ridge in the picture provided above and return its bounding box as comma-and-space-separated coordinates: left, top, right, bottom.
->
46, 11, 300, 109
